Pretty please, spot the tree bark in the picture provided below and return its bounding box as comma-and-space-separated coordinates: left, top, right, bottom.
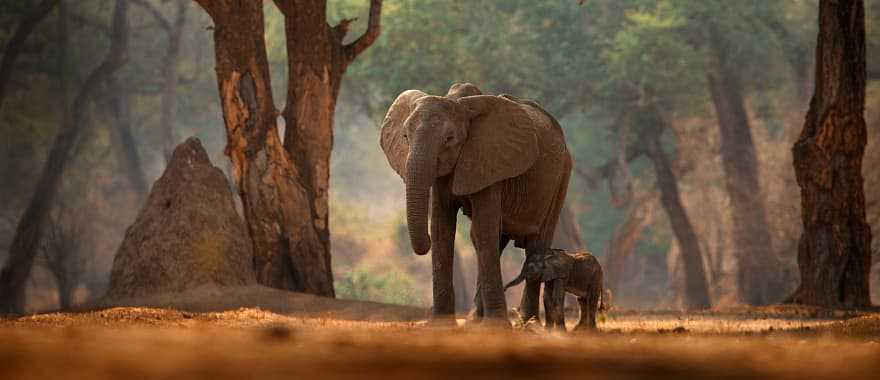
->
789, 0, 872, 308
194, 0, 334, 296
644, 116, 711, 310
0, 0, 61, 113
705, 36, 782, 306
0, 0, 129, 314
270, 0, 383, 296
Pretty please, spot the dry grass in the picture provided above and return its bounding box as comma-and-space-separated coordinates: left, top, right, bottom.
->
2, 305, 880, 380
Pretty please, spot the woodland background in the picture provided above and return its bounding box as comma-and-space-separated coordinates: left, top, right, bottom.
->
1, 0, 878, 312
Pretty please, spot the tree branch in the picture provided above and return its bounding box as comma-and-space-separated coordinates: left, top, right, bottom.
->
130, 0, 172, 31
342, 0, 382, 63
0, 0, 61, 112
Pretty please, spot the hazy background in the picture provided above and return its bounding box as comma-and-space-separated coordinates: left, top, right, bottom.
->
1, 0, 878, 312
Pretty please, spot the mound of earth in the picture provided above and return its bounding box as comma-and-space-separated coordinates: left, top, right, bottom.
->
92, 285, 428, 322
106, 138, 255, 299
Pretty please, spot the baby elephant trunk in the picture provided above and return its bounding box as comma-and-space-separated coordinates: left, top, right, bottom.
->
504, 273, 526, 290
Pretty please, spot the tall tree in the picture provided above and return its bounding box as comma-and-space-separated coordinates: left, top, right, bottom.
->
0, 0, 129, 313
271, 0, 383, 293
642, 111, 711, 309
789, 0, 872, 308
704, 31, 782, 305
193, 0, 334, 296
130, 0, 189, 161
0, 0, 60, 113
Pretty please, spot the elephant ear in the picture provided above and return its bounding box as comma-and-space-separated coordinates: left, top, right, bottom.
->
451, 95, 539, 195
380, 90, 427, 179
541, 253, 574, 282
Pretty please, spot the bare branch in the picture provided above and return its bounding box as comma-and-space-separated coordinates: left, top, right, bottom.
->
0, 0, 61, 112
130, 0, 171, 31
343, 0, 382, 63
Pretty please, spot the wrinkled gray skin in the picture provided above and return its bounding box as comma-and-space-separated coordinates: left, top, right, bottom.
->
505, 249, 604, 331
380, 83, 572, 324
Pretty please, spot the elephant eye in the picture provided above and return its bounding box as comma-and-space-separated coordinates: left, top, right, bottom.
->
445, 135, 455, 144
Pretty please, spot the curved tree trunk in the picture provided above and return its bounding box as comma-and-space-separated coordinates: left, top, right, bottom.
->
789, 0, 872, 308
0, 0, 61, 113
107, 78, 147, 199
194, 0, 331, 295
705, 35, 782, 305
270, 0, 384, 295
0, 0, 129, 314
644, 115, 711, 310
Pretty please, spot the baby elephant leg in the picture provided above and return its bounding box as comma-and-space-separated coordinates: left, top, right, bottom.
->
543, 279, 566, 332
574, 292, 599, 331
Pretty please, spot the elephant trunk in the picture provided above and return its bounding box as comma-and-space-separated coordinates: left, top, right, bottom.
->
504, 273, 526, 290
404, 127, 438, 255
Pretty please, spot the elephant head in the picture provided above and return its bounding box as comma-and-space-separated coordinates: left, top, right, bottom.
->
504, 250, 572, 289
380, 83, 540, 255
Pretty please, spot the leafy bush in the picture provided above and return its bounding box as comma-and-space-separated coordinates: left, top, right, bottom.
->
335, 266, 420, 306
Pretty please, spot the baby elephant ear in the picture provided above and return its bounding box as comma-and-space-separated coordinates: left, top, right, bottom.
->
541, 253, 574, 282
380, 90, 427, 180
451, 95, 539, 195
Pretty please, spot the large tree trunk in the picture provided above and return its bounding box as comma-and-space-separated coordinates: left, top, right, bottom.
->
705, 36, 782, 306
0, 0, 129, 314
270, 0, 383, 296
194, 0, 333, 295
0, 0, 61, 113
789, 0, 872, 308
644, 118, 711, 310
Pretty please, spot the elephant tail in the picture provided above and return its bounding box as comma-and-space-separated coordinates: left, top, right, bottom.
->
504, 273, 525, 290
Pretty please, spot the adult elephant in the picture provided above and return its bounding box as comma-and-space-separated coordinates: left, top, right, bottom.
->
380, 83, 572, 324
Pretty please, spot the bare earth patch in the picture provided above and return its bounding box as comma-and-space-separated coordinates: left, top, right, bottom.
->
2, 302, 879, 380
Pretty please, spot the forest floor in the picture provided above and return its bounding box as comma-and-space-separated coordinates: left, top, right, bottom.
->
2, 288, 880, 380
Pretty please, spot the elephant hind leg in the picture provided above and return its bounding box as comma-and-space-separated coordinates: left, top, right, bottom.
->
574, 293, 599, 331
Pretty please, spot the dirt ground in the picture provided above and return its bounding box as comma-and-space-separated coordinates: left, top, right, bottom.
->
2, 289, 880, 380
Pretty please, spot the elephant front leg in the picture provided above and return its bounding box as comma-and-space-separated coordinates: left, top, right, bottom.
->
519, 280, 541, 323
430, 186, 458, 322
470, 188, 508, 323
543, 279, 566, 332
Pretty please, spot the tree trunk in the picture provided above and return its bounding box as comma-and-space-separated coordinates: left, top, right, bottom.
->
604, 194, 653, 295
551, 201, 585, 251
705, 36, 782, 305
0, 0, 61, 113
645, 118, 711, 310
789, 0, 872, 308
194, 0, 333, 296
160, 0, 188, 161
107, 78, 147, 198
270, 0, 383, 296
0, 0, 129, 314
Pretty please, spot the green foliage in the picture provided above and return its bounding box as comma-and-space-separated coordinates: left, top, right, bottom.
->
334, 265, 420, 306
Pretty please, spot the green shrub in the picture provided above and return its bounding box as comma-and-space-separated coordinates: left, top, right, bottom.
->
335, 266, 420, 306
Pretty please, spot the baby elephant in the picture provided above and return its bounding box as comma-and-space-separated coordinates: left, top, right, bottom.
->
505, 249, 604, 331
